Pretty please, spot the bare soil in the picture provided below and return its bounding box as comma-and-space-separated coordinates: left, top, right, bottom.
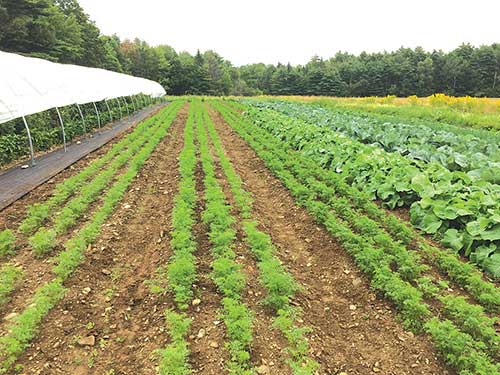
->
0, 103, 460, 375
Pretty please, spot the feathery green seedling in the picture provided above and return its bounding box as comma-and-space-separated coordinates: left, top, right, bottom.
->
438, 295, 499, 358
18, 109, 166, 236
26, 104, 180, 256
196, 101, 254, 374
0, 230, 16, 257
425, 318, 499, 375
155, 101, 196, 375
29, 227, 57, 256
0, 264, 23, 307
157, 311, 192, 375
273, 309, 321, 375
166, 102, 198, 309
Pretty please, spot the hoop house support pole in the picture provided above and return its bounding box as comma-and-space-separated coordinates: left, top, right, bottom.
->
115, 98, 123, 118
22, 116, 36, 166
122, 97, 130, 116
76, 103, 86, 133
55, 107, 67, 152
93, 102, 101, 128
104, 99, 113, 122
131, 96, 137, 112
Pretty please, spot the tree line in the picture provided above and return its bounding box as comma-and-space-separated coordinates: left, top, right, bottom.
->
1, 0, 499, 97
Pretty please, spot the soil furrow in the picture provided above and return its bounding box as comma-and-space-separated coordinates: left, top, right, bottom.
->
209, 145, 292, 375
187, 157, 230, 375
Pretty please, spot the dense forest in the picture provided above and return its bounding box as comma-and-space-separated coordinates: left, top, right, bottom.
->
1, 0, 499, 97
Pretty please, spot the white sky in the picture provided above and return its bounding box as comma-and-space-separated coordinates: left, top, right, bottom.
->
78, 0, 500, 67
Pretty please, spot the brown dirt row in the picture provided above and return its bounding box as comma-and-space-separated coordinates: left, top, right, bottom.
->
208, 144, 292, 375
186, 162, 229, 375
10, 105, 188, 375
208, 107, 452, 375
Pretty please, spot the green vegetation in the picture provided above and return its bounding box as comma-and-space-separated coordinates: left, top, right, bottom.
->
312, 97, 500, 131
28, 227, 57, 256
202, 103, 319, 374
166, 103, 197, 309
18, 110, 162, 236
0, 264, 23, 307
0, 101, 184, 374
155, 101, 196, 375
213, 100, 500, 375
196, 101, 254, 374
0, 230, 16, 257
238, 102, 500, 276
27, 107, 173, 256
157, 311, 192, 375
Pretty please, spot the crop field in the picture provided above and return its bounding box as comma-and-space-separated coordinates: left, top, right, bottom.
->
0, 97, 499, 375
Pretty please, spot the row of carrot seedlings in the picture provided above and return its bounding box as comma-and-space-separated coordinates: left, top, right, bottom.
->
201, 103, 319, 374
156, 100, 321, 375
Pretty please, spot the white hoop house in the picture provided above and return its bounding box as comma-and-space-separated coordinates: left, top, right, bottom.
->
0, 50, 166, 164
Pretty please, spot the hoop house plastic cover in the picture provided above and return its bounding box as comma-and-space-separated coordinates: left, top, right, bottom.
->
0, 51, 166, 124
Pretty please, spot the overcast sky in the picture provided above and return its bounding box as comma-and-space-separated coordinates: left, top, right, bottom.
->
78, 0, 500, 66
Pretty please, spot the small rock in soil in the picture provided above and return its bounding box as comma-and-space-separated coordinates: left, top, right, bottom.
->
349, 304, 357, 311
256, 365, 270, 374
4, 312, 18, 321
352, 278, 362, 287
77, 335, 95, 346
197, 329, 206, 339
101, 269, 111, 275
209, 341, 219, 348
192, 298, 201, 306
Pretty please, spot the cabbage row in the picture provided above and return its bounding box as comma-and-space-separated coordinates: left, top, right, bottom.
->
238, 104, 500, 276
245, 100, 500, 183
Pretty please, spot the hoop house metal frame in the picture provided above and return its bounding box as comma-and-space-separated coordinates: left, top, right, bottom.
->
0, 51, 166, 168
